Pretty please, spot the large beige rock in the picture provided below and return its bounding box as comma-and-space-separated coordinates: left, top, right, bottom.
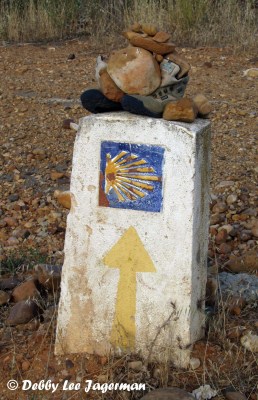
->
107, 47, 161, 95
163, 98, 198, 123
99, 70, 124, 102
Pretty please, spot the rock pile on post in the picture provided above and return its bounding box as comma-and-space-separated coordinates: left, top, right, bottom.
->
95, 22, 212, 122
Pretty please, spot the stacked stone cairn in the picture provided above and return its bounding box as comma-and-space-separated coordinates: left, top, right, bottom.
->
96, 23, 212, 122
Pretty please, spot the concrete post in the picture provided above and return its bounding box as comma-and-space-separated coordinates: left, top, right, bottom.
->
55, 112, 211, 368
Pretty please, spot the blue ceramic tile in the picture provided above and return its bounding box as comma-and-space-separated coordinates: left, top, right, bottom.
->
99, 141, 164, 212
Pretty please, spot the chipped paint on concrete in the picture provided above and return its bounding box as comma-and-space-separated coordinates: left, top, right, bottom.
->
55, 112, 211, 367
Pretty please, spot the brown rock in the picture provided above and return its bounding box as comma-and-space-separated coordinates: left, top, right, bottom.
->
226, 249, 258, 273
4, 217, 18, 227
240, 230, 252, 242
54, 190, 71, 209
210, 213, 223, 225
227, 297, 246, 315
206, 277, 218, 306
0, 290, 10, 306
50, 171, 64, 181
141, 23, 157, 36
209, 226, 217, 236
227, 326, 244, 339
215, 229, 228, 244
128, 32, 175, 55
141, 388, 195, 399
6, 236, 19, 246
130, 22, 142, 33
193, 94, 212, 117
99, 70, 124, 102
122, 30, 138, 40
226, 194, 238, 205
224, 391, 247, 400
16, 319, 40, 331
212, 201, 228, 213
35, 264, 61, 291
219, 242, 232, 254
107, 47, 160, 95
153, 31, 171, 43
166, 51, 191, 78
251, 221, 258, 237
163, 98, 198, 123
22, 360, 30, 372
12, 279, 40, 302
6, 300, 42, 326
62, 119, 75, 129
155, 54, 164, 63
0, 276, 21, 290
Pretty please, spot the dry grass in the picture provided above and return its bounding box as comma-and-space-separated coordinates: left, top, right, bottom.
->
0, 0, 257, 50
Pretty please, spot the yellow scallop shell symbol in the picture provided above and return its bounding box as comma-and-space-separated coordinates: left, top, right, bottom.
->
104, 151, 161, 202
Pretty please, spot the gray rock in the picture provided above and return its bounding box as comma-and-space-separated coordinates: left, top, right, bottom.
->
0, 276, 21, 290
8, 193, 19, 202
219, 272, 258, 302
141, 388, 195, 400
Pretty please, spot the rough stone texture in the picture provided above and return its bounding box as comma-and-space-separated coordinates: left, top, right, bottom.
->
99, 70, 124, 102
166, 51, 191, 78
127, 33, 175, 55
163, 98, 198, 122
141, 388, 195, 399
12, 279, 40, 302
219, 272, 258, 302
6, 300, 41, 325
107, 47, 161, 95
56, 113, 211, 368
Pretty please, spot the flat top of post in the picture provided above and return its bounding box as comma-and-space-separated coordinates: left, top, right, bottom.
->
79, 112, 210, 137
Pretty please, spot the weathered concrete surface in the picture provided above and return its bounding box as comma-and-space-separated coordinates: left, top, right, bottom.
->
55, 112, 211, 367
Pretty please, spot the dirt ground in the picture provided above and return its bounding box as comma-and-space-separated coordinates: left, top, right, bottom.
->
0, 38, 257, 399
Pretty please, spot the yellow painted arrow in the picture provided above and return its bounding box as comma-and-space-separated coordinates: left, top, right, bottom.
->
103, 226, 156, 350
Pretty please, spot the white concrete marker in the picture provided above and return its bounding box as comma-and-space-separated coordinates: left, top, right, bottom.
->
56, 112, 211, 367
